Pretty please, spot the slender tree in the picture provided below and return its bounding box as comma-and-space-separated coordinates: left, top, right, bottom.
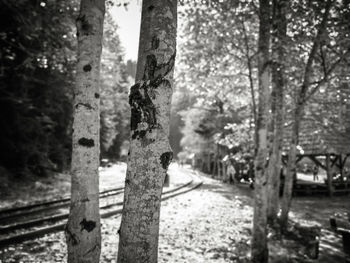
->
251, 0, 271, 262
280, 0, 332, 230
65, 0, 105, 262
241, 20, 258, 153
117, 1, 177, 262
267, 0, 287, 225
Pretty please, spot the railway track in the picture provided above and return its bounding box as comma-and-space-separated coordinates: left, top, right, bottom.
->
0, 187, 124, 222
0, 172, 203, 248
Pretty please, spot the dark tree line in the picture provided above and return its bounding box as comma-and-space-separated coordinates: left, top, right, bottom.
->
0, 0, 77, 176
0, 0, 135, 178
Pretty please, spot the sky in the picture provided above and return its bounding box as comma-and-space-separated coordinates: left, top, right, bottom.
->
110, 1, 142, 62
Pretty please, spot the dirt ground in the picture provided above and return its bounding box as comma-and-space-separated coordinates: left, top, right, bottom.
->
0, 164, 349, 262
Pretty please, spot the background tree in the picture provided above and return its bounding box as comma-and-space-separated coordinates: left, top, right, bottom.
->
117, 0, 178, 262
65, 0, 105, 261
174, 0, 350, 239
266, 0, 288, 225
0, 0, 130, 193
99, 13, 134, 160
280, 0, 350, 230
0, 0, 78, 177
174, 1, 259, 168
251, 0, 271, 262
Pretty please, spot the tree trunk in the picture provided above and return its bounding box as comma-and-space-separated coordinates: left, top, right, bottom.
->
164, 173, 170, 187
280, 106, 301, 231
117, 1, 177, 262
65, 0, 105, 262
251, 0, 271, 262
208, 153, 212, 174
279, 0, 331, 231
339, 154, 344, 183
241, 21, 258, 152
267, 0, 287, 225
223, 162, 227, 182
326, 154, 333, 197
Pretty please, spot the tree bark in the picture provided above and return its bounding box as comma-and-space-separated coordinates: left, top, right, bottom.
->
117, 1, 177, 262
65, 0, 105, 262
217, 160, 222, 179
267, 0, 287, 225
208, 153, 212, 174
251, 0, 271, 262
326, 154, 334, 197
280, 106, 300, 230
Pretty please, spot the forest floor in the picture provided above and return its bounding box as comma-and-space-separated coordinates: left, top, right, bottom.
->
0, 164, 349, 262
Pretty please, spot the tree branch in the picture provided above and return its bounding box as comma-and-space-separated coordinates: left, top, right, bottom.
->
299, 0, 332, 104
241, 19, 257, 130
305, 48, 350, 101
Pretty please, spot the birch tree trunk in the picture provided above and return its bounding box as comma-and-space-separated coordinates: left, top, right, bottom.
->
267, 0, 287, 225
65, 0, 105, 262
279, 0, 331, 231
117, 1, 177, 262
251, 0, 271, 262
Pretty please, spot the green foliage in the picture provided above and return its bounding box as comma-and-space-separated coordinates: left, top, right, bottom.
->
169, 84, 196, 157
174, 0, 350, 165
0, 0, 131, 175
280, 0, 350, 145
0, 0, 78, 175
174, 1, 258, 162
99, 12, 130, 160
283, 0, 350, 104
2, 0, 349, 177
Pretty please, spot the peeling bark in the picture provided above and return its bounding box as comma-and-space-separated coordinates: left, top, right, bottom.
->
65, 0, 105, 262
251, 0, 271, 262
117, 1, 177, 262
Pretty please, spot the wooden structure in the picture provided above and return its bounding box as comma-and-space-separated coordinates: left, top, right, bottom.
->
283, 124, 350, 196
283, 84, 350, 196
